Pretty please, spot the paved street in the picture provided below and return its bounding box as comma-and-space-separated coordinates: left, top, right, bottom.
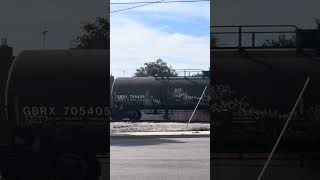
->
110, 136, 210, 180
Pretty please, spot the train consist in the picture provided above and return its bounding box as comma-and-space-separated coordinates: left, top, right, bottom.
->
111, 74, 210, 121
0, 49, 109, 180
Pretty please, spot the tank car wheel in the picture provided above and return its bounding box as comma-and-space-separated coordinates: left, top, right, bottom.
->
137, 110, 142, 120
50, 153, 101, 180
111, 110, 123, 121
127, 110, 141, 121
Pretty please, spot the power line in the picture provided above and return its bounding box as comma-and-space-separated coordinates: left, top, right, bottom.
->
111, 0, 209, 14
111, 0, 209, 5
111, 0, 166, 14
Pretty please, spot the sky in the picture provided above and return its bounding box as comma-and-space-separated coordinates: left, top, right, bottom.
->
0, 0, 107, 55
110, 1, 210, 77
212, 0, 320, 49
1, 0, 319, 77
212, 0, 320, 28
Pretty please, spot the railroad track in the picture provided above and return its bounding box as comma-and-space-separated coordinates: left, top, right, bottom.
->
110, 119, 209, 123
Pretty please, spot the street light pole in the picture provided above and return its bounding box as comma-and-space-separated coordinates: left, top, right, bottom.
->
42, 28, 48, 49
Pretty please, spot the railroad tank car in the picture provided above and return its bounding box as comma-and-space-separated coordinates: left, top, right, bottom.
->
212, 49, 320, 153
111, 76, 209, 120
1, 49, 109, 180
0, 43, 13, 146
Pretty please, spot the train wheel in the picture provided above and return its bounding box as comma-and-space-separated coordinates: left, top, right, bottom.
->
51, 153, 101, 180
137, 110, 142, 120
111, 110, 123, 121
127, 110, 142, 121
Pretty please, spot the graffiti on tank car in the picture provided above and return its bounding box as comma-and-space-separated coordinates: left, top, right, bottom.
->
153, 98, 161, 104
173, 88, 201, 101
212, 84, 249, 113
212, 84, 320, 122
173, 88, 187, 98
306, 105, 320, 121
212, 84, 234, 100
211, 84, 306, 121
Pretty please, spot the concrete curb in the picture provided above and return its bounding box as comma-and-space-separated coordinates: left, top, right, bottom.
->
111, 131, 210, 137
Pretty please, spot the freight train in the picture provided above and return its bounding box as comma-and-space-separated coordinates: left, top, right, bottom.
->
0, 49, 109, 180
110, 75, 210, 121
0, 48, 209, 179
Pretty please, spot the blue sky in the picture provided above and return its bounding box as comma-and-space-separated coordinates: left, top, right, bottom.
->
110, 1, 210, 77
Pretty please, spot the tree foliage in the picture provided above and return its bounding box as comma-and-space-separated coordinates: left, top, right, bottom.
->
315, 18, 320, 29
134, 59, 177, 77
74, 17, 109, 49
262, 34, 296, 48
191, 72, 203, 77
211, 36, 218, 48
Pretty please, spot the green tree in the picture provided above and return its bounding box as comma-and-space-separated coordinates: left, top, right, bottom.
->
134, 59, 178, 77
315, 18, 320, 29
74, 17, 109, 49
211, 36, 218, 48
262, 34, 296, 48
191, 72, 203, 77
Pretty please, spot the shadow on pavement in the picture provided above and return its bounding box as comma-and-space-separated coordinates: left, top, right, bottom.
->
111, 136, 187, 146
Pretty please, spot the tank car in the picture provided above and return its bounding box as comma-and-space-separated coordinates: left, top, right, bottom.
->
111, 75, 209, 120
212, 49, 320, 152
0, 49, 109, 180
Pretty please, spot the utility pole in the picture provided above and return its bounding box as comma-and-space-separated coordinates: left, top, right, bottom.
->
42, 26, 48, 49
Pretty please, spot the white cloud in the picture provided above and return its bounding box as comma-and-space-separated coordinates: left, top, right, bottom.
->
110, 15, 209, 77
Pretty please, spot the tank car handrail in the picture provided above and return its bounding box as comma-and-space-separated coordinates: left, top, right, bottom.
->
211, 24, 298, 50
154, 76, 209, 80
211, 25, 298, 29
212, 31, 296, 34
172, 69, 209, 77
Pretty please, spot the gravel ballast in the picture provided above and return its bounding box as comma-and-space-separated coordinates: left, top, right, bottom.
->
110, 122, 210, 133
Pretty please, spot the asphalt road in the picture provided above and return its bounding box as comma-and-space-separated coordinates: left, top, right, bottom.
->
110, 136, 210, 180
